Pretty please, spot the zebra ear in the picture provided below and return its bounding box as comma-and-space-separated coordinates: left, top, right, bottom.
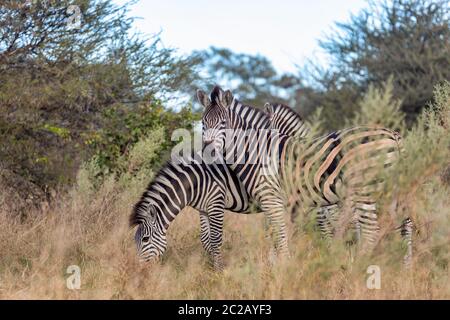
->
264, 103, 274, 119
210, 85, 224, 106
196, 89, 210, 108
223, 90, 234, 107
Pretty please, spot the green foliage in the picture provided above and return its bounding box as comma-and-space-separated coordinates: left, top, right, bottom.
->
301, 0, 450, 129
0, 0, 197, 192
75, 126, 167, 205
85, 101, 198, 180
42, 124, 71, 140
346, 78, 406, 133
380, 82, 450, 227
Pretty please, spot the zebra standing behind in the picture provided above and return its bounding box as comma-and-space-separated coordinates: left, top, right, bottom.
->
200, 86, 413, 263
199, 86, 293, 258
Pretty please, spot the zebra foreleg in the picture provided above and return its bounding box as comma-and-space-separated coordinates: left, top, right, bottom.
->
199, 211, 213, 256
208, 211, 224, 271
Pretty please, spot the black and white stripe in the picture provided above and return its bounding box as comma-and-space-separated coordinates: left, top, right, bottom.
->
264, 102, 414, 263
130, 102, 308, 269
199, 86, 291, 257
263, 102, 309, 138
200, 86, 413, 263
130, 153, 249, 270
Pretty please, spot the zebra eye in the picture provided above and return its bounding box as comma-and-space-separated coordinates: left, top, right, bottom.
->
142, 236, 150, 243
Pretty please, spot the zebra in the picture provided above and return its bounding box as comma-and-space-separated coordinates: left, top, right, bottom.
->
263, 102, 310, 138
279, 123, 405, 244
130, 152, 250, 270
200, 86, 413, 263
266, 102, 414, 264
205, 95, 346, 240
130, 101, 308, 270
199, 86, 292, 258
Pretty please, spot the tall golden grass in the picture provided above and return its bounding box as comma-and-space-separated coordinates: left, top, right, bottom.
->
0, 83, 448, 299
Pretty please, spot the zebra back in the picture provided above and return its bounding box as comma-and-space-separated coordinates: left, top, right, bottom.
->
264, 103, 310, 138
227, 98, 309, 139
281, 126, 403, 211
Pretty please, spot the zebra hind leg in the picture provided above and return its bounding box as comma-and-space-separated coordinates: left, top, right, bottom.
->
260, 195, 290, 260
398, 217, 414, 268
354, 201, 380, 255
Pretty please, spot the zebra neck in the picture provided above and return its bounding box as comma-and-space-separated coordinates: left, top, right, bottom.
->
229, 100, 271, 129
145, 163, 197, 227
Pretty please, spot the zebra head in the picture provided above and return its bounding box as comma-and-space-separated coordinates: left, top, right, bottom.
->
263, 102, 309, 138
197, 86, 234, 157
263, 102, 276, 121
130, 201, 167, 262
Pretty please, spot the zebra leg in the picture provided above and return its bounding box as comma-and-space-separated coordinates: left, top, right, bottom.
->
260, 194, 290, 259
354, 201, 380, 254
316, 205, 338, 244
207, 211, 224, 271
398, 217, 414, 267
199, 211, 213, 256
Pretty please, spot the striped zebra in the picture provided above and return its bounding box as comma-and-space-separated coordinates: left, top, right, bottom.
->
130, 153, 250, 270
199, 86, 292, 258
263, 102, 309, 138
200, 86, 413, 263
279, 122, 410, 250
221, 98, 342, 236
130, 101, 307, 269
264, 102, 414, 262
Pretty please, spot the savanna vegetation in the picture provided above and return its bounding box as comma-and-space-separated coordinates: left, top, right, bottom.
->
0, 0, 448, 299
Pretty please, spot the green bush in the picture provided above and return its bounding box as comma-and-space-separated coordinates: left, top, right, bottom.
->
0, 0, 198, 193
85, 101, 198, 180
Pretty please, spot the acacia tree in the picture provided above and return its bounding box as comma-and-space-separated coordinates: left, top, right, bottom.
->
0, 0, 197, 191
191, 47, 301, 108
301, 0, 450, 128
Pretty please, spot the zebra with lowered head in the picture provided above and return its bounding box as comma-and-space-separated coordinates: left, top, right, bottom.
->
131, 98, 308, 270
130, 152, 249, 270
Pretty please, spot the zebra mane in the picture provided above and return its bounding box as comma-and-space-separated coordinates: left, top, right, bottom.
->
129, 161, 172, 227
229, 97, 272, 129
210, 86, 222, 105
209, 85, 233, 109
129, 152, 202, 228
129, 197, 150, 227
267, 103, 304, 121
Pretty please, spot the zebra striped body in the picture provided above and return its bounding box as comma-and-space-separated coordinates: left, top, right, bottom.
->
131, 102, 308, 269
201, 86, 412, 262
264, 102, 413, 262
200, 87, 291, 257
281, 125, 403, 247
130, 153, 251, 269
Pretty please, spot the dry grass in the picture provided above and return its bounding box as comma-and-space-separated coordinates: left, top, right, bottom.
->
0, 83, 448, 300
0, 175, 448, 299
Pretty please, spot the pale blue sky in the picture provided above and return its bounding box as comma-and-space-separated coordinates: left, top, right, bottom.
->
115, 0, 368, 73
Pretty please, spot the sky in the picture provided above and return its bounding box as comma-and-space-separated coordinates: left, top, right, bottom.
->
115, 0, 368, 74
